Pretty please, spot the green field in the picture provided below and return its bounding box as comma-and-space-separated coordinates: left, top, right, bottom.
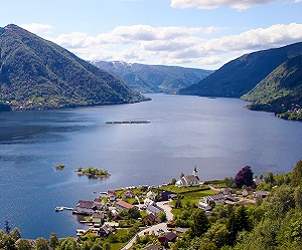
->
159, 184, 211, 194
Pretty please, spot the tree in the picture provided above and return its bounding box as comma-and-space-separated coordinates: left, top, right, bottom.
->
49, 233, 59, 249
264, 172, 275, 185
159, 212, 167, 222
292, 160, 302, 187
10, 228, 21, 241
294, 186, 302, 209
190, 209, 209, 237
16, 239, 33, 250
236, 206, 251, 232
224, 177, 235, 188
204, 222, 229, 248
235, 166, 254, 188
171, 178, 177, 185
4, 221, 11, 234
103, 243, 110, 250
0, 233, 16, 250
91, 244, 103, 250
265, 185, 295, 219
35, 238, 49, 250
278, 210, 302, 248
128, 207, 140, 219
227, 212, 239, 245
57, 238, 80, 250
175, 197, 182, 208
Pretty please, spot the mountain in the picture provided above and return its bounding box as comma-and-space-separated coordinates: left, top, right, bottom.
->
0, 24, 145, 111
179, 42, 302, 97
94, 61, 213, 94
243, 55, 302, 121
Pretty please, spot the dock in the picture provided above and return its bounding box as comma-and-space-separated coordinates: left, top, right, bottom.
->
55, 206, 74, 212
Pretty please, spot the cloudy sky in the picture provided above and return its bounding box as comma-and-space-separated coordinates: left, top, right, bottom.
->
1, 0, 302, 69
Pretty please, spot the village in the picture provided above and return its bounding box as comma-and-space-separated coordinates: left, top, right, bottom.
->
61, 168, 270, 250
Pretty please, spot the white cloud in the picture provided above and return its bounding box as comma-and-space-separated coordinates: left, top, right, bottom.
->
170, 0, 297, 10
22, 22, 302, 69
110, 25, 217, 41
21, 23, 53, 35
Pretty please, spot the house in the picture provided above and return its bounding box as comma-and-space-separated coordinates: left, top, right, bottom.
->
223, 194, 238, 202
146, 191, 157, 201
222, 188, 233, 195
158, 232, 177, 245
99, 224, 115, 237
108, 190, 117, 202
144, 198, 155, 207
143, 244, 163, 250
158, 191, 174, 201
254, 177, 263, 186
203, 194, 225, 205
242, 189, 249, 197
254, 191, 270, 199
104, 221, 119, 228
92, 212, 105, 224
198, 201, 212, 211
174, 227, 190, 234
74, 200, 98, 215
124, 190, 134, 198
147, 203, 163, 215
176, 175, 200, 186
143, 213, 161, 226
116, 199, 134, 210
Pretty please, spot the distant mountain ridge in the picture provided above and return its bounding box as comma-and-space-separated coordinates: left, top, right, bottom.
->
0, 24, 145, 111
179, 42, 302, 97
243, 55, 302, 121
94, 61, 213, 94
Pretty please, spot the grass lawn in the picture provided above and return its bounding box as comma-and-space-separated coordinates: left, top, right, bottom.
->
181, 189, 216, 204
110, 243, 125, 250
171, 189, 217, 217
115, 188, 146, 204
159, 184, 210, 194
204, 179, 228, 188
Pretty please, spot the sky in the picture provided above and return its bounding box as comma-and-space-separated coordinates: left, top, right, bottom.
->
1, 0, 302, 69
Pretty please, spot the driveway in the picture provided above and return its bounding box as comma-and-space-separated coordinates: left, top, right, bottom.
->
122, 223, 169, 250
157, 201, 174, 221
122, 201, 174, 249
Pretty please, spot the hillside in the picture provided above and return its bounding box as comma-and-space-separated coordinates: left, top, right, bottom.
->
94, 61, 212, 94
243, 55, 302, 121
0, 24, 145, 111
179, 42, 302, 97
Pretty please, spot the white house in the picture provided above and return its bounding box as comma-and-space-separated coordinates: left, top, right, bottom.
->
146, 191, 157, 200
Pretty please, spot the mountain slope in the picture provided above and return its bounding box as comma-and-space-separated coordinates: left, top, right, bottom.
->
179, 42, 302, 97
94, 61, 212, 94
243, 55, 302, 120
0, 24, 145, 111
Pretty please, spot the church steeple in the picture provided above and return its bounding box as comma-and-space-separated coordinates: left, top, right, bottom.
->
193, 166, 198, 176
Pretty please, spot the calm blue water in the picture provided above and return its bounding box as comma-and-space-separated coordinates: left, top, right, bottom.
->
0, 94, 301, 238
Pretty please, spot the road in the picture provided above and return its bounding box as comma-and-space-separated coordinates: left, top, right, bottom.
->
122, 223, 169, 250
122, 201, 174, 250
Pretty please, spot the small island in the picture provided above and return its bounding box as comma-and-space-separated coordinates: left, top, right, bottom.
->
77, 167, 110, 179
55, 164, 65, 171
106, 120, 151, 125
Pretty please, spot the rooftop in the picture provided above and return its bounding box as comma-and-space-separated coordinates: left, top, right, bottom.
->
116, 199, 134, 209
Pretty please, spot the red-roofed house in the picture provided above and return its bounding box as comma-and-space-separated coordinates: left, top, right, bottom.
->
116, 199, 134, 210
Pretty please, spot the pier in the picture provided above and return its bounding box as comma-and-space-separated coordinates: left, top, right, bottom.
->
55, 206, 74, 212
